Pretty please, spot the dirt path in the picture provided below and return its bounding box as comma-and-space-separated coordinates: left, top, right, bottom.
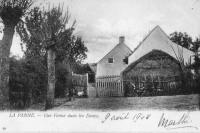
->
53, 94, 199, 111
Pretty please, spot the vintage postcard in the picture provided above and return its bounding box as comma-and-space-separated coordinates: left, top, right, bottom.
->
0, 0, 200, 132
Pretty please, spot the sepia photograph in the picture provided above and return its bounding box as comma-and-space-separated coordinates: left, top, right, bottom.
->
0, 0, 200, 132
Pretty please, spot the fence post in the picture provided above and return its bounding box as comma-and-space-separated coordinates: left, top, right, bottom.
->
120, 75, 123, 97
96, 78, 99, 97
86, 73, 88, 97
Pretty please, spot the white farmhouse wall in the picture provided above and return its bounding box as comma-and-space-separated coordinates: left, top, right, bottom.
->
96, 37, 132, 77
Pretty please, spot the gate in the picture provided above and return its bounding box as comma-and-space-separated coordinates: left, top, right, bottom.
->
72, 72, 88, 97
96, 75, 124, 97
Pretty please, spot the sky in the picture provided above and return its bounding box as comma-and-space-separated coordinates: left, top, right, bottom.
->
1, 0, 200, 63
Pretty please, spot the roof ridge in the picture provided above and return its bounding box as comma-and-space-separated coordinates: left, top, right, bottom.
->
131, 25, 160, 54
131, 25, 194, 55
97, 42, 132, 63
121, 42, 133, 54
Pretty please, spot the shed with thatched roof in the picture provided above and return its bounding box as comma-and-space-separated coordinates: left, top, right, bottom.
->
121, 26, 194, 96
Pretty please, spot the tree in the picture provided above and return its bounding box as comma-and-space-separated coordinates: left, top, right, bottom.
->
192, 37, 200, 75
16, 6, 87, 109
0, 0, 33, 107
170, 32, 193, 50
170, 31, 200, 75
169, 32, 200, 93
32, 5, 70, 109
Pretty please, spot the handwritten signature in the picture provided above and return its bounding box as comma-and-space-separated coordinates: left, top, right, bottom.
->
158, 112, 198, 130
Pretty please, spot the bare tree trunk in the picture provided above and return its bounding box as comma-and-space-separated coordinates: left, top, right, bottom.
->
0, 25, 15, 108
65, 61, 73, 101
45, 48, 56, 110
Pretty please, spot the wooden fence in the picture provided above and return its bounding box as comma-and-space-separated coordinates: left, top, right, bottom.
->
72, 72, 88, 97
96, 75, 124, 97
123, 75, 182, 96
87, 83, 97, 97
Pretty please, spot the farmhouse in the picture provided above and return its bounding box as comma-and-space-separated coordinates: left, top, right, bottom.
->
96, 36, 132, 77
94, 25, 194, 97
95, 36, 132, 97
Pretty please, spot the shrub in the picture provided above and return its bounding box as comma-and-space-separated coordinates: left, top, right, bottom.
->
55, 62, 71, 98
9, 56, 47, 109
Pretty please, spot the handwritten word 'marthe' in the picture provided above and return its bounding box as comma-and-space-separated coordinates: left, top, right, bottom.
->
158, 112, 198, 130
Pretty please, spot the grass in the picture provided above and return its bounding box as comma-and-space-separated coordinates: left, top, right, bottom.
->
53, 94, 200, 111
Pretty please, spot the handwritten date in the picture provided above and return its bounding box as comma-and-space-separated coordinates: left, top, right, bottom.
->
101, 112, 151, 123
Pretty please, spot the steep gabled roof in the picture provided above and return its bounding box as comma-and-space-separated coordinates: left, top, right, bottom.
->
129, 25, 194, 65
123, 49, 180, 74
97, 42, 132, 63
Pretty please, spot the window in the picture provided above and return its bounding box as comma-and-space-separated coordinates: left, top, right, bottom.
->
123, 57, 128, 64
108, 58, 114, 63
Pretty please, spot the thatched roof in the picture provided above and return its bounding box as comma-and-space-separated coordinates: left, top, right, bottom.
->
122, 49, 180, 74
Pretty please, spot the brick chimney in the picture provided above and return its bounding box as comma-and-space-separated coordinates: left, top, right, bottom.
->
119, 36, 125, 44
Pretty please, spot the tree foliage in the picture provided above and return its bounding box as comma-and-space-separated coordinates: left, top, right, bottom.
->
0, 0, 33, 109
169, 32, 200, 73
169, 31, 200, 52
16, 6, 88, 63
13, 5, 88, 108
0, 0, 33, 26
170, 31, 200, 93
169, 32, 193, 50
9, 56, 47, 108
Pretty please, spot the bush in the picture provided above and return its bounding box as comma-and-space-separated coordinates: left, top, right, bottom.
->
9, 56, 47, 109
9, 57, 31, 109
55, 62, 71, 98
9, 55, 80, 109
